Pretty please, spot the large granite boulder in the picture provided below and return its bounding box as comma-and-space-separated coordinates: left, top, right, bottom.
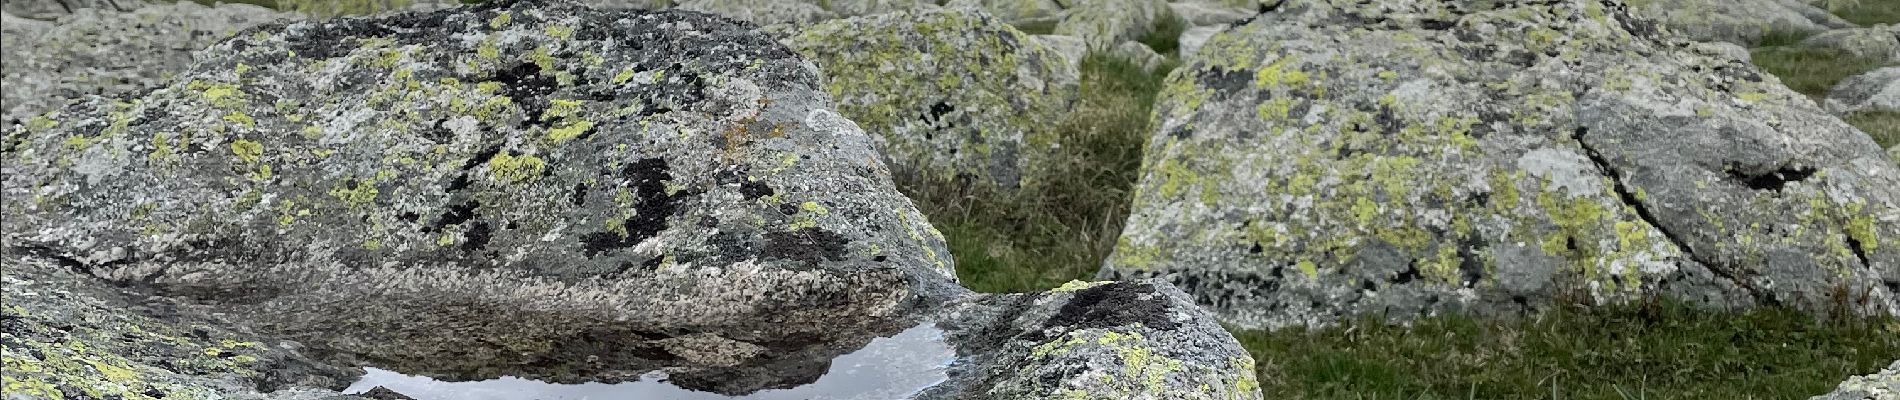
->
1631, 0, 1855, 46
1827, 67, 1900, 115
946, 0, 1064, 27
1799, 25, 1900, 63
3, 0, 961, 385
0, 0, 140, 19
1810, 361, 1900, 400
0, 1, 293, 124
790, 8, 1080, 190
1, 1, 1261, 398
1103, 0, 1900, 329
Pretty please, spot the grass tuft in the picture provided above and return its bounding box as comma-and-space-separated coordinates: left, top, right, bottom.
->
1748, 45, 1888, 99
1237, 302, 1900, 400
1845, 110, 1900, 149
903, 53, 1170, 293
1828, 0, 1900, 26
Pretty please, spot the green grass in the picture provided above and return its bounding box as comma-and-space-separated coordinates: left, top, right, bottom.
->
1846, 110, 1900, 149
1749, 45, 1888, 98
1824, 0, 1900, 26
1237, 303, 1900, 400
905, 53, 1171, 293
1136, 13, 1187, 58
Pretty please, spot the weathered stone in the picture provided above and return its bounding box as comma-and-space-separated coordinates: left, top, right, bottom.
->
1800, 25, 1900, 64
923, 280, 1263, 399
0, 251, 358, 400
1178, 24, 1223, 58
3, 0, 963, 387
0, 0, 140, 19
946, 0, 1063, 27
790, 8, 1079, 190
1630, 0, 1854, 46
1054, 0, 1171, 50
1035, 34, 1089, 72
0, 1, 293, 124
674, 0, 836, 25
1114, 40, 1168, 74
1169, 0, 1256, 27
1828, 67, 1900, 115
1689, 41, 1752, 63
1809, 361, 1900, 400
1103, 0, 1900, 329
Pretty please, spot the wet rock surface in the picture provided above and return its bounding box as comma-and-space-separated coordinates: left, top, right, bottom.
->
1104, 0, 1900, 329
789, 8, 1080, 190
0, 0, 294, 124
0, 0, 1262, 398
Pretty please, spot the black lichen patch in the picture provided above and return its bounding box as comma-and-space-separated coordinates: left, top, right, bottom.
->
578, 158, 697, 257
492, 63, 560, 128
461, 222, 493, 251
1726, 164, 1817, 192
1043, 283, 1179, 333
427, 201, 482, 232
762, 229, 850, 266
739, 180, 774, 200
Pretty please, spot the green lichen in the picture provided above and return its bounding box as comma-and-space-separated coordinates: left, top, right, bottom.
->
487, 153, 547, 183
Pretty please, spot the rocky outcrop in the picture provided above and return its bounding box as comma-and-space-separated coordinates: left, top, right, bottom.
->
0, 0, 141, 19
1631, 0, 1855, 46
0, 1, 293, 124
790, 8, 1079, 190
1799, 25, 1900, 63
3, 0, 960, 386
1828, 67, 1900, 115
1, 1, 1260, 398
1810, 361, 1900, 400
1054, 0, 1171, 50
924, 280, 1262, 400
1104, 0, 1900, 329
947, 0, 1063, 27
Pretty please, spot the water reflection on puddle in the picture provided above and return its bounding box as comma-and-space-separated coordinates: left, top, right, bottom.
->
342, 324, 954, 400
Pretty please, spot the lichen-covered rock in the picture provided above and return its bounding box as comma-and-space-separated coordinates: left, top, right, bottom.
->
1169, 0, 1257, 27
0, 0, 139, 19
1631, 0, 1854, 45
946, 0, 1063, 27
923, 280, 1263, 399
1800, 25, 1900, 63
0, 251, 358, 400
1114, 39, 1168, 73
674, 0, 836, 25
0, 1, 293, 124
1688, 41, 1753, 64
2, 0, 963, 387
1809, 361, 1900, 400
1054, 0, 1170, 50
790, 8, 1079, 190
1104, 0, 1900, 329
1828, 67, 1900, 115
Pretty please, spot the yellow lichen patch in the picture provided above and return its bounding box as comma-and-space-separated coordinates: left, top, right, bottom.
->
229, 139, 263, 163
548, 120, 594, 143
545, 24, 574, 39
488, 11, 511, 29
487, 153, 547, 183
1053, 280, 1113, 292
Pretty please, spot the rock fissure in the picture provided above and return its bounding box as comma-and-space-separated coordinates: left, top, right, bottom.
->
1569, 127, 1763, 302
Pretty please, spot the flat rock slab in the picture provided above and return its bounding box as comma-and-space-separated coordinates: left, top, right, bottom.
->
1809, 360, 1900, 400
1104, 0, 1900, 329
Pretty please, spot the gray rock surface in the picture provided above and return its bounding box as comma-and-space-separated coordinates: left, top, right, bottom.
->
924, 280, 1263, 400
947, 0, 1063, 27
1828, 67, 1900, 115
0, 1, 293, 124
1800, 25, 1900, 63
3, 0, 961, 387
1169, 0, 1255, 27
0, 0, 139, 19
0, 1, 1261, 398
1054, 0, 1170, 50
1104, 0, 1900, 329
1035, 34, 1089, 71
1632, 0, 1856, 46
789, 8, 1079, 190
1178, 24, 1223, 58
675, 0, 836, 25
1809, 361, 1900, 400
1115, 39, 1169, 74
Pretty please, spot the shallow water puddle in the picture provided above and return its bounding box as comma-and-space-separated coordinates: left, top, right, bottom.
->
342, 324, 954, 400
